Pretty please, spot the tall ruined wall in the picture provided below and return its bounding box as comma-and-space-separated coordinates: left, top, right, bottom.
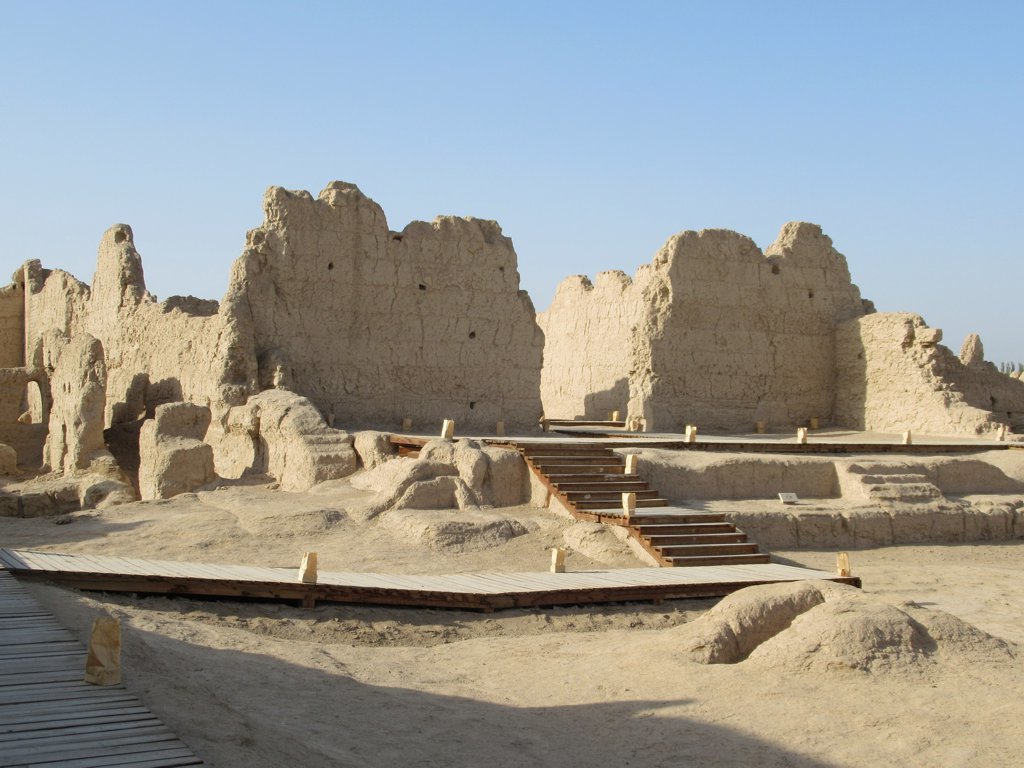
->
834, 313, 1024, 436
19, 226, 257, 431
0, 282, 25, 368
221, 182, 544, 432
538, 270, 648, 419
625, 223, 866, 430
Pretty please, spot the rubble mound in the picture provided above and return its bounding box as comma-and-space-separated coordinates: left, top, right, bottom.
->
677, 581, 1014, 673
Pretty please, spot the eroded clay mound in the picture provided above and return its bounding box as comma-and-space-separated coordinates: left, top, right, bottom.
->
378, 509, 530, 553
676, 580, 1014, 673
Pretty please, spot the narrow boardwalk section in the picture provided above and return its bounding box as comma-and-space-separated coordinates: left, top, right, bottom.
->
0, 550, 859, 612
0, 569, 203, 768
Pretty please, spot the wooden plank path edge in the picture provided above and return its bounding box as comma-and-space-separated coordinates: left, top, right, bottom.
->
2, 549, 860, 612
0, 569, 204, 767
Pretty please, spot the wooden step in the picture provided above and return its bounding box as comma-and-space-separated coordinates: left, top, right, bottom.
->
577, 498, 667, 510
656, 542, 761, 557
546, 472, 629, 483
563, 489, 660, 502
631, 517, 731, 530
645, 532, 748, 546
553, 480, 652, 492
666, 553, 772, 567
545, 419, 626, 428
528, 455, 623, 466
544, 467, 626, 477
521, 447, 615, 456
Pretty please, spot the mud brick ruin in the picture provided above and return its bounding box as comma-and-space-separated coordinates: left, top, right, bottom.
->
1, 180, 1022, 506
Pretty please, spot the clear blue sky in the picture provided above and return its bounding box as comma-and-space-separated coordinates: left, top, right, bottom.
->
2, 1, 1021, 362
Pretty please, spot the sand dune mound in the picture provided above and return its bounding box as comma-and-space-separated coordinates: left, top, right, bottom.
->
677, 580, 1014, 673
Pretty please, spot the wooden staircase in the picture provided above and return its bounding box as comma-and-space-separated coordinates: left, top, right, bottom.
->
519, 442, 771, 567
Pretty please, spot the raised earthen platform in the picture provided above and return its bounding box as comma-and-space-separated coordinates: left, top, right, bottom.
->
0, 550, 860, 612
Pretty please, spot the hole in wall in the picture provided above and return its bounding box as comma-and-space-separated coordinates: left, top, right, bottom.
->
808, 289, 814, 299
392, 234, 404, 242
498, 266, 505, 273
469, 401, 476, 409
327, 262, 334, 271
418, 284, 427, 291
469, 331, 476, 339
114, 230, 127, 244
991, 396, 998, 407
771, 264, 780, 275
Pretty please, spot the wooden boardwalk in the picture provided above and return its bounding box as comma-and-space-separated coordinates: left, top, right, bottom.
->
0, 549, 859, 612
0, 569, 203, 768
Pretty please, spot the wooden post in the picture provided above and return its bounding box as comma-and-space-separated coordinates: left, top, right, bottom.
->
84, 616, 121, 686
902, 430, 912, 445
755, 421, 766, 434
441, 419, 455, 439
796, 427, 808, 444
998, 424, 1007, 441
685, 425, 697, 443
401, 417, 412, 432
809, 417, 819, 430
541, 418, 550, 432
495, 420, 505, 437
836, 552, 852, 578
298, 552, 318, 584
550, 547, 566, 573
611, 410, 621, 422
622, 491, 637, 519
624, 454, 638, 475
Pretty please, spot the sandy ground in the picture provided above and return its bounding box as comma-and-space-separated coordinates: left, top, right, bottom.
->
3, 480, 1023, 768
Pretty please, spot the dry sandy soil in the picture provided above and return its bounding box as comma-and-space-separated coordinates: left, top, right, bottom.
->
3, 479, 1023, 768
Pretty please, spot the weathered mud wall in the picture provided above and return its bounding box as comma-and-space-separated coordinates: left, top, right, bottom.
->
538, 271, 645, 419
221, 182, 544, 432
17, 226, 256, 431
541, 222, 867, 430
834, 313, 1024, 435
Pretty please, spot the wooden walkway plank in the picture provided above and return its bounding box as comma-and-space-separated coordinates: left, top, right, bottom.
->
2, 549, 859, 612
0, 569, 204, 766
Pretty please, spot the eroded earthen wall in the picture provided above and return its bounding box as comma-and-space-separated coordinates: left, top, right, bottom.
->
221, 182, 544, 432
538, 271, 647, 419
834, 313, 1024, 436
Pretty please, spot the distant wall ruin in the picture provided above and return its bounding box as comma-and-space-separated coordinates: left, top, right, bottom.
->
540, 222, 868, 430
835, 313, 1024, 436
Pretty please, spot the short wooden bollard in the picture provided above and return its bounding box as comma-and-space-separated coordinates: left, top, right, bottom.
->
495, 420, 505, 437
624, 454, 638, 475
796, 427, 808, 444
622, 491, 637, 519
998, 425, 1007, 441
611, 410, 621, 422
685, 425, 697, 443
84, 616, 121, 686
755, 421, 766, 434
550, 547, 566, 573
440, 419, 456, 439
902, 430, 913, 445
298, 552, 318, 584
836, 552, 852, 578
401, 417, 413, 432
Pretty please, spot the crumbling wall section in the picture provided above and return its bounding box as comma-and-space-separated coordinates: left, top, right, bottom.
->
538, 270, 647, 419
833, 313, 1008, 436
0, 281, 25, 368
221, 182, 544, 432
627, 222, 866, 430
83, 224, 256, 426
